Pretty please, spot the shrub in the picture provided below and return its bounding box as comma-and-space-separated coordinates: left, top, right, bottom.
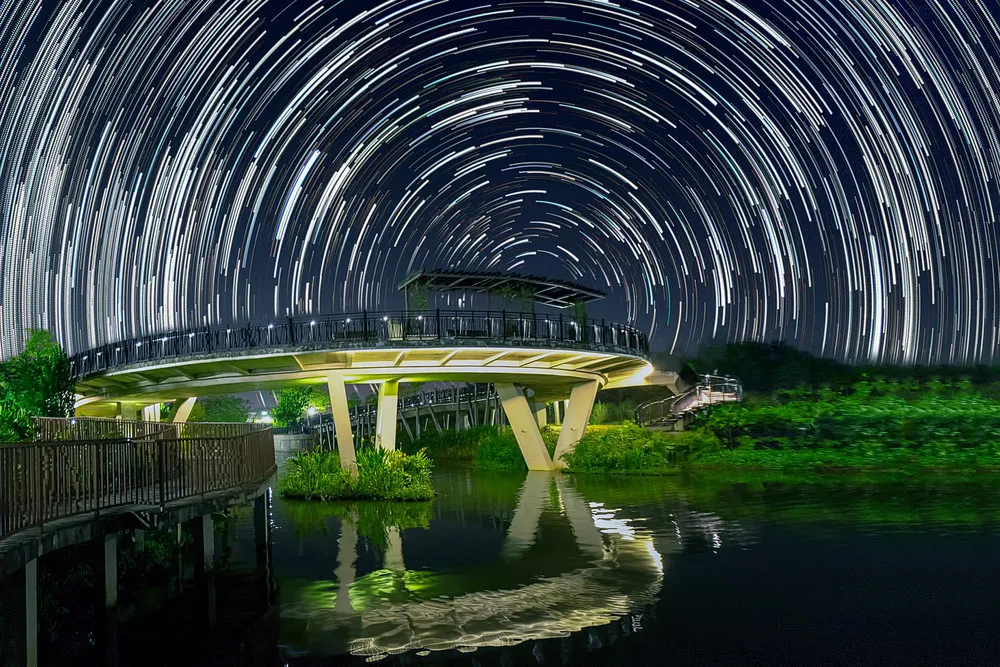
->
474, 428, 525, 470
561, 423, 713, 474
279, 447, 434, 501
401, 425, 496, 461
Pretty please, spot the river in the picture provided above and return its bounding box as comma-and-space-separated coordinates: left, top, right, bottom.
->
16, 461, 1000, 665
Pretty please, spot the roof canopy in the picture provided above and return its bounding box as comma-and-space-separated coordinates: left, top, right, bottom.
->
398, 270, 605, 308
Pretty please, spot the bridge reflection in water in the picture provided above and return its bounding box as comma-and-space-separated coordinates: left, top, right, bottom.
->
275, 470, 665, 660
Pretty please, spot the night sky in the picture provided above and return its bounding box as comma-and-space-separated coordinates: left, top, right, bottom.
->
1, 0, 999, 364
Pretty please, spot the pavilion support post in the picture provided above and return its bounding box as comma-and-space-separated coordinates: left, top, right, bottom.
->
554, 381, 600, 467
25, 558, 37, 667
495, 384, 555, 471
326, 373, 356, 470
172, 397, 197, 424
376, 380, 400, 451
553, 400, 563, 425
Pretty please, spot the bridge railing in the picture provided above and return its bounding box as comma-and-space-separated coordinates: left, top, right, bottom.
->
68, 310, 649, 379
0, 420, 275, 542
636, 375, 743, 425
32, 416, 175, 442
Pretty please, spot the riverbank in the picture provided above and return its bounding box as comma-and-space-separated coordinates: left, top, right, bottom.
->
398, 379, 1000, 475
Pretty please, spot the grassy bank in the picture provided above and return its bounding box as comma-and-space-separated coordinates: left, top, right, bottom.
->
688, 381, 1000, 471
388, 376, 1000, 475
279, 447, 434, 501
401, 424, 558, 471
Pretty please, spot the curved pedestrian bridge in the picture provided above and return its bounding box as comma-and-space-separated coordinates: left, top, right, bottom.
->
71, 311, 677, 471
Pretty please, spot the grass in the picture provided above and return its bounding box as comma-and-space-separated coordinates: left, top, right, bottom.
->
562, 423, 716, 475
400, 425, 497, 462
473, 425, 558, 471
279, 447, 434, 501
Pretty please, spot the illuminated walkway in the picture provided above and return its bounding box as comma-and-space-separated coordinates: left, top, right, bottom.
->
71, 310, 683, 470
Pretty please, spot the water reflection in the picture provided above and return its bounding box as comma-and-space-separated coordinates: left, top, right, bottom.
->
276, 471, 665, 660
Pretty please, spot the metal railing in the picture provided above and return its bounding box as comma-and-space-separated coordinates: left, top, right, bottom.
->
636, 375, 742, 426
1, 418, 275, 542
32, 416, 175, 442
68, 310, 649, 379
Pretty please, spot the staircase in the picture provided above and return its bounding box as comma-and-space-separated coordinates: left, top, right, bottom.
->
635, 374, 742, 429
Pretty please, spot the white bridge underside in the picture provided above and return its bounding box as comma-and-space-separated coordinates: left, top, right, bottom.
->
75, 344, 681, 472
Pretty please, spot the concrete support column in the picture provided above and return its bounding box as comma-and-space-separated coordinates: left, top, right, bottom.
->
115, 402, 139, 421
141, 404, 161, 422
25, 558, 37, 667
553, 400, 563, 425
376, 380, 399, 450
193, 515, 215, 577
172, 397, 197, 424
98, 534, 118, 609
326, 373, 357, 470
535, 403, 548, 428
495, 384, 555, 471
554, 381, 600, 467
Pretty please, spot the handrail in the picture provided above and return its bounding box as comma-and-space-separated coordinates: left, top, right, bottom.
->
68, 309, 649, 380
1, 419, 275, 542
32, 416, 176, 442
636, 375, 743, 425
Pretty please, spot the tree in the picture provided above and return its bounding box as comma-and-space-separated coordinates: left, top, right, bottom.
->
307, 386, 330, 412
186, 395, 249, 423
272, 387, 312, 427
0, 330, 74, 441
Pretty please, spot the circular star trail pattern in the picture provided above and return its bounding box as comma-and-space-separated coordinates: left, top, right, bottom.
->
2, 0, 1000, 364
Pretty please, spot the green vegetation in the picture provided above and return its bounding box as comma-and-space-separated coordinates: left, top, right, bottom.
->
688, 381, 1000, 471
563, 423, 716, 474
160, 395, 249, 423
0, 329, 74, 442
401, 425, 496, 462
474, 425, 558, 471
271, 386, 329, 427
279, 447, 434, 501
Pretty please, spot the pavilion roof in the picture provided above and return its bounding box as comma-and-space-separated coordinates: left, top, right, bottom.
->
398, 270, 605, 308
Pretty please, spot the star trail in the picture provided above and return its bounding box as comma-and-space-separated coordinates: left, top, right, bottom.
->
1, 0, 999, 364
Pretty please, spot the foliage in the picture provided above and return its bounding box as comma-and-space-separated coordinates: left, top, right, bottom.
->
279, 447, 434, 501
0, 329, 74, 441
189, 395, 250, 423
588, 399, 638, 424
472, 425, 558, 471
272, 386, 313, 427
562, 423, 718, 474
689, 379, 1000, 471
401, 424, 497, 461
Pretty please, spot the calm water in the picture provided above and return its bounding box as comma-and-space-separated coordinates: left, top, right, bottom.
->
19, 462, 1000, 665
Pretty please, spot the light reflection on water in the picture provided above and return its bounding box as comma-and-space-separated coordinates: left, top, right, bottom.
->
257, 464, 1000, 664
273, 468, 666, 661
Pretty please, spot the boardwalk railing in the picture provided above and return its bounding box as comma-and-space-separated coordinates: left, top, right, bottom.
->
1, 418, 275, 542
68, 309, 649, 379
32, 416, 175, 442
636, 375, 743, 426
